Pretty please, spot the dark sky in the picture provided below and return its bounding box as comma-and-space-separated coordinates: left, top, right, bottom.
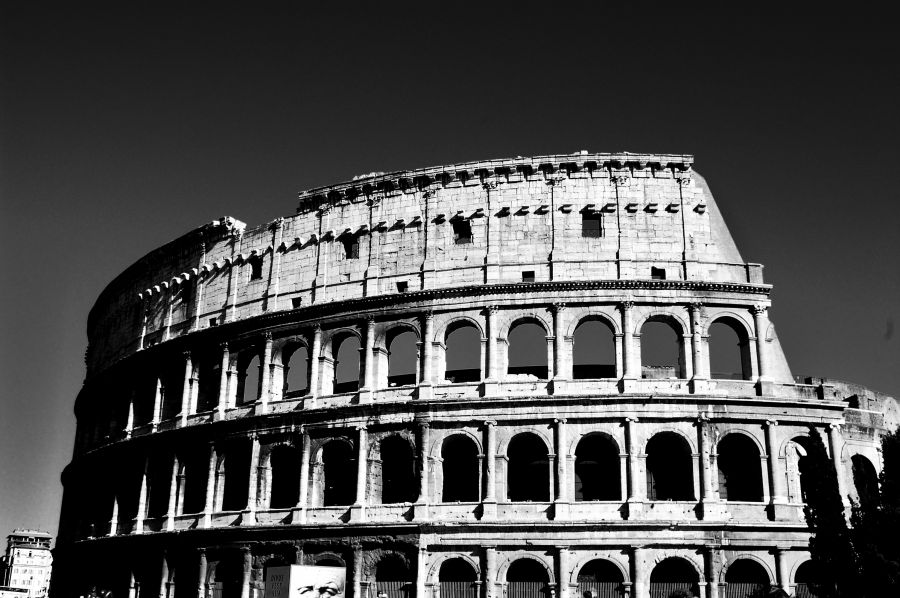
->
1, 3, 898, 543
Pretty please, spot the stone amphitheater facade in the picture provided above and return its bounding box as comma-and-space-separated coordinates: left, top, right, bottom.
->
53, 153, 898, 598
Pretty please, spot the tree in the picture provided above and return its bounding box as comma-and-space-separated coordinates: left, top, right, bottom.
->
849, 427, 900, 597
801, 426, 860, 598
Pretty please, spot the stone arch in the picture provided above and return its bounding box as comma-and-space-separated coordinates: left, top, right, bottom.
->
717, 432, 764, 502
372, 552, 414, 598
645, 431, 695, 501
323, 328, 362, 394
381, 324, 420, 388
718, 554, 774, 585
497, 427, 553, 456
312, 552, 347, 567
792, 559, 818, 594
783, 435, 815, 504
216, 439, 251, 512
573, 558, 627, 597
442, 319, 484, 383
496, 553, 555, 585
497, 311, 553, 340
568, 554, 630, 586
563, 309, 621, 338
312, 437, 356, 507
440, 433, 481, 503
276, 336, 311, 399
571, 316, 617, 380
648, 555, 702, 597
851, 453, 879, 504
707, 314, 753, 381
434, 315, 485, 344
373, 434, 418, 504
427, 553, 482, 585
429, 429, 484, 458
268, 444, 302, 509
506, 432, 551, 502
637, 311, 688, 379
505, 317, 551, 380
573, 432, 622, 501
234, 346, 262, 406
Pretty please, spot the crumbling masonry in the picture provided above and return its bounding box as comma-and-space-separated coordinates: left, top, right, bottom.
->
52, 153, 898, 598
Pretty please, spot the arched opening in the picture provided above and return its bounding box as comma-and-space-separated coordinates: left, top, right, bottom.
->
220, 440, 251, 512
195, 352, 221, 413
247, 254, 264, 280
284, 344, 310, 398
441, 435, 480, 502
649, 557, 699, 598
213, 554, 243, 598
445, 323, 482, 383
237, 353, 260, 406
576, 559, 624, 598
439, 558, 478, 598
507, 433, 550, 502
132, 371, 156, 427
380, 435, 417, 504
269, 445, 302, 509
640, 318, 685, 379
506, 559, 549, 598
646, 432, 694, 501
160, 358, 184, 421
709, 319, 752, 380
573, 320, 616, 379
851, 454, 879, 505
507, 321, 548, 379
333, 335, 361, 394
322, 440, 356, 507
387, 329, 418, 387
574, 433, 621, 501
145, 454, 172, 519
786, 436, 814, 504
717, 434, 764, 502
794, 561, 819, 598
723, 559, 770, 598
341, 233, 360, 260
180, 452, 208, 515
374, 554, 412, 598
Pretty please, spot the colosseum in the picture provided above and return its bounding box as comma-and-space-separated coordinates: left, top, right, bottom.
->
53, 152, 898, 598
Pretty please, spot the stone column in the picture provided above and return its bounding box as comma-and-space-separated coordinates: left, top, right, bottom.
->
259, 332, 274, 413
752, 306, 771, 383
353, 425, 368, 521
418, 421, 431, 506
240, 546, 252, 598
554, 419, 569, 519
297, 429, 311, 521
109, 496, 119, 536
774, 548, 790, 592
198, 548, 208, 598
485, 306, 499, 382
159, 552, 169, 598
698, 416, 722, 519
217, 342, 231, 418
625, 418, 643, 513
151, 378, 163, 431
416, 546, 428, 598
180, 351, 193, 426
704, 547, 719, 598
829, 423, 850, 507
125, 400, 135, 438
361, 317, 376, 400
165, 456, 179, 530
631, 548, 646, 598
135, 456, 149, 534
127, 571, 137, 598
765, 420, 785, 504
620, 302, 638, 382
552, 304, 566, 380
353, 544, 364, 598
244, 434, 261, 524
484, 546, 497, 598
689, 303, 707, 381
556, 547, 570, 598
483, 421, 497, 513
202, 443, 217, 528
308, 325, 323, 404
419, 312, 434, 400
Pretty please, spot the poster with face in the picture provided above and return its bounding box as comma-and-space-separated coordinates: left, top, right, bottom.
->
265, 565, 347, 598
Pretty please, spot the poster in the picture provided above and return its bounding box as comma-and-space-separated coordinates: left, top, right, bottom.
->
265, 565, 347, 598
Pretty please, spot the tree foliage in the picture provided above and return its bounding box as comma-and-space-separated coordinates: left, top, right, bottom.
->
801, 427, 859, 598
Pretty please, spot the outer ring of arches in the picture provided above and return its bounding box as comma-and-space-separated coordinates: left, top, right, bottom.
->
641, 426, 698, 455
428, 429, 484, 460
376, 320, 422, 349
714, 427, 767, 457
426, 553, 482, 584
633, 308, 690, 337
311, 435, 355, 464
321, 327, 364, 360
703, 310, 755, 340
563, 310, 622, 338
495, 427, 554, 456
566, 553, 630, 586
646, 552, 705, 580
367, 430, 418, 460
496, 313, 552, 341
433, 315, 485, 343
717, 553, 775, 585
566, 429, 623, 459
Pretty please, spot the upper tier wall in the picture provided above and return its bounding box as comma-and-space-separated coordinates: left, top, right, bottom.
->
85, 153, 763, 376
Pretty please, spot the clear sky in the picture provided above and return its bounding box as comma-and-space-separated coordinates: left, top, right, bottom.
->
1, 3, 898, 544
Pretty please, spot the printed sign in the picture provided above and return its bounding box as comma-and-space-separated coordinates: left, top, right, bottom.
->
265, 565, 347, 598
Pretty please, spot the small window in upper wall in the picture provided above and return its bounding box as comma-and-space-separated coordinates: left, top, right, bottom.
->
452, 219, 472, 244
396, 281, 408, 293
521, 271, 535, 283
342, 235, 360, 259
651, 267, 666, 280
291, 297, 303, 309
248, 255, 263, 280
209, 318, 219, 327
582, 212, 603, 237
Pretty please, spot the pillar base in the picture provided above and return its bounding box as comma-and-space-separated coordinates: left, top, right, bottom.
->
768, 501, 797, 521
412, 502, 430, 520
291, 507, 306, 524
553, 500, 569, 520
480, 500, 497, 520
350, 504, 367, 522
357, 389, 373, 404
620, 377, 638, 393
163, 515, 175, 532
132, 517, 144, 535
624, 500, 644, 519
416, 384, 434, 401
482, 380, 500, 397
756, 380, 774, 396
690, 378, 713, 394
699, 501, 728, 521
213, 408, 226, 422
302, 395, 318, 410
549, 378, 570, 395
240, 509, 257, 526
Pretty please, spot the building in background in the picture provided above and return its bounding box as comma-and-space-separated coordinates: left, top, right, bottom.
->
51, 153, 897, 598
0, 529, 52, 598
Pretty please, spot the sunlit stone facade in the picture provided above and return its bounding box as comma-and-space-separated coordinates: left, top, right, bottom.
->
52, 153, 897, 598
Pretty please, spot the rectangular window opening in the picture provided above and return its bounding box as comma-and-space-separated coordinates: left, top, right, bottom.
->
651, 267, 666, 280
396, 281, 409, 293
209, 318, 218, 327
582, 212, 603, 237
452, 219, 472, 244
522, 271, 535, 283
291, 297, 303, 309
342, 236, 360, 259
